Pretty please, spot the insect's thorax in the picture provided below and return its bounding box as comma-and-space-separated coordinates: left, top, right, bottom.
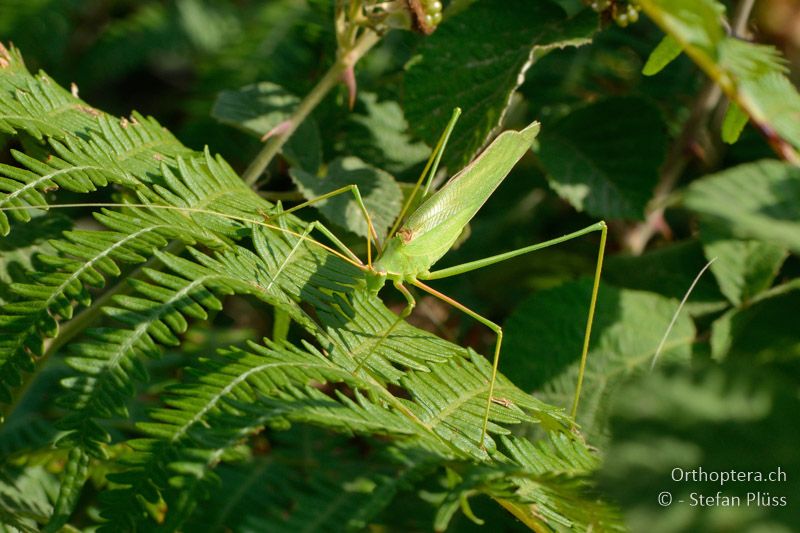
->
373, 234, 431, 281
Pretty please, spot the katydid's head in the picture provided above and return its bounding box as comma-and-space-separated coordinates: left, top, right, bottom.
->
372, 234, 412, 278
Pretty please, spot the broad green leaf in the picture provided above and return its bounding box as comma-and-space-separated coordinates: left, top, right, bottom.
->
599, 362, 800, 533
211, 82, 296, 137
504, 280, 695, 442
403, 0, 597, 169
72, 4, 181, 86
211, 82, 322, 172
738, 70, 800, 152
289, 157, 402, 239
640, 0, 725, 52
539, 97, 667, 219
711, 282, 800, 362
345, 93, 429, 175
702, 230, 787, 307
684, 160, 800, 253
642, 35, 682, 76
176, 0, 239, 53
604, 240, 727, 316
718, 39, 800, 148
720, 101, 748, 144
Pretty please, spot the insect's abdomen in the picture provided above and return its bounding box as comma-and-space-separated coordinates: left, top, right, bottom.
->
399, 121, 540, 267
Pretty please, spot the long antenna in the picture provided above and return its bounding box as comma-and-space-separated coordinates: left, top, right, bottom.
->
650, 257, 717, 370
387, 107, 461, 239
0, 202, 367, 271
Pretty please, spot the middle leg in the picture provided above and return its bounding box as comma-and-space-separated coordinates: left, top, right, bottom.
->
411, 280, 502, 451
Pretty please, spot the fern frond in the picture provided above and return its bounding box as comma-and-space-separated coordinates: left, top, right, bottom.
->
96, 328, 442, 530
183, 428, 435, 533
0, 112, 199, 234
0, 45, 88, 140
92, 242, 594, 528
0, 45, 258, 419
0, 414, 56, 459
424, 434, 620, 531
0, 465, 56, 532
0, 106, 272, 529
0, 43, 614, 530
0, 219, 171, 408
0, 60, 270, 412
234, 453, 431, 533
401, 349, 569, 459
0, 43, 191, 157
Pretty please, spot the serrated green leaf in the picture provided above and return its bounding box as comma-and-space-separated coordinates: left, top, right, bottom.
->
711, 283, 800, 362
346, 93, 429, 175
539, 97, 667, 219
642, 0, 725, 52
289, 156, 402, 239
404, 0, 597, 170
721, 101, 748, 144
702, 230, 787, 307
211, 82, 322, 172
684, 160, 800, 253
642, 35, 683, 76
738, 70, 800, 151
504, 280, 695, 442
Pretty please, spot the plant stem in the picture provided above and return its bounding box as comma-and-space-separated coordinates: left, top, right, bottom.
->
241, 29, 381, 186
624, 0, 757, 254
624, 81, 721, 254
731, 0, 756, 36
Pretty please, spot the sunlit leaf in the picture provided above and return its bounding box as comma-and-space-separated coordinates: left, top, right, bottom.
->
684, 160, 800, 253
